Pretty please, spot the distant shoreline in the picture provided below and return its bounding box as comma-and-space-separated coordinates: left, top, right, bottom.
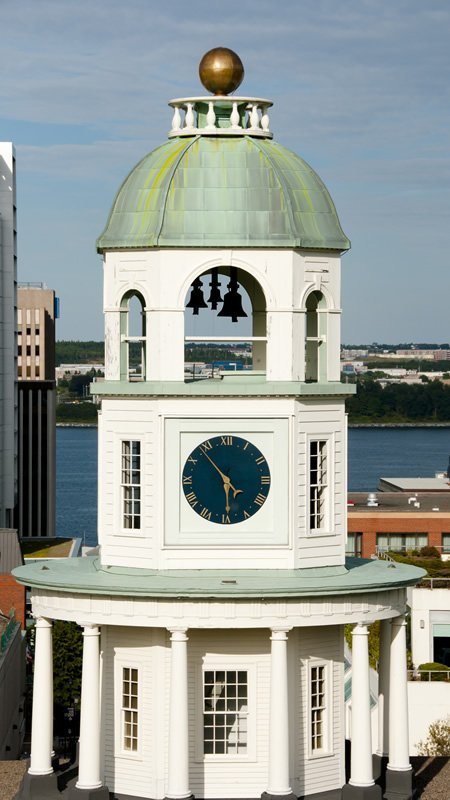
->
56, 421, 450, 429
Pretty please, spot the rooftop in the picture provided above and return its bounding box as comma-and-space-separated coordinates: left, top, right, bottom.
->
348, 491, 450, 514
13, 555, 425, 598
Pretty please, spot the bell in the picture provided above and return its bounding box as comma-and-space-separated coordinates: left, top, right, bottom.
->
207, 268, 223, 310
217, 268, 247, 323
186, 277, 208, 315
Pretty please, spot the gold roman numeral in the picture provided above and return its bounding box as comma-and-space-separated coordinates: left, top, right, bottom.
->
261, 476, 270, 485
222, 514, 231, 524
243, 510, 250, 519
255, 455, 265, 465
188, 456, 197, 465
220, 436, 233, 446
254, 493, 266, 506
243, 441, 249, 450
200, 507, 212, 520
200, 440, 213, 453
185, 491, 198, 508
182, 474, 192, 485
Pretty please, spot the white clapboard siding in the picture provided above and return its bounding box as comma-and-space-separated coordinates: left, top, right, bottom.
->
188, 629, 271, 799
102, 625, 169, 798
292, 625, 344, 796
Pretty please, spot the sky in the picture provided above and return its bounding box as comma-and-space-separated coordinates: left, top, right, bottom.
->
1, 0, 449, 344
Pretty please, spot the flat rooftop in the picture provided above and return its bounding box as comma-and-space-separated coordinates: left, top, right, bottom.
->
348, 491, 450, 513
379, 476, 450, 492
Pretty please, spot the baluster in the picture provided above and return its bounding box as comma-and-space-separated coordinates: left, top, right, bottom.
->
171, 105, 182, 132
206, 101, 216, 131
230, 101, 241, 129
249, 104, 260, 130
185, 103, 195, 130
261, 106, 270, 132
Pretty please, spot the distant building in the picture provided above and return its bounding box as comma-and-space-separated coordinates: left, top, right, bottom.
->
17, 284, 58, 537
0, 143, 17, 529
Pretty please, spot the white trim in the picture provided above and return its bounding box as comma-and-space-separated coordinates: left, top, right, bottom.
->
306, 658, 334, 759
306, 434, 334, 537
196, 659, 257, 763
115, 436, 144, 537
114, 657, 143, 761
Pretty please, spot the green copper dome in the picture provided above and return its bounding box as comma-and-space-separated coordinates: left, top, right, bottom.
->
97, 135, 350, 252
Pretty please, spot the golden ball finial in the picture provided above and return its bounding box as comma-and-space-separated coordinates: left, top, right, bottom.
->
199, 47, 244, 96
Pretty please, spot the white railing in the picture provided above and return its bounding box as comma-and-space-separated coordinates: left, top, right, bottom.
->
408, 668, 450, 681
168, 96, 273, 138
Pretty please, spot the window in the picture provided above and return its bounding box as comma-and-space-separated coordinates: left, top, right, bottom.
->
309, 439, 328, 531
308, 661, 332, 757
376, 533, 427, 553
346, 532, 362, 557
122, 667, 139, 752
203, 669, 248, 755
121, 440, 141, 529
442, 534, 450, 553
305, 291, 327, 382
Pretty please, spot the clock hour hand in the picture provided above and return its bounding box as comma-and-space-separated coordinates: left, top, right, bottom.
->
201, 450, 243, 503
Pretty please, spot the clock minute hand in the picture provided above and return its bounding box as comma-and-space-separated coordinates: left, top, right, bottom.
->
201, 450, 243, 502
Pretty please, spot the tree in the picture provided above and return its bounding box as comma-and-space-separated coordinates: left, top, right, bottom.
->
417, 716, 450, 756
52, 621, 83, 707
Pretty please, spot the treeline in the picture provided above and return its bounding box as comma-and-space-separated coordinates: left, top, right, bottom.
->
56, 341, 104, 366
185, 345, 251, 364
365, 359, 449, 373
346, 379, 450, 422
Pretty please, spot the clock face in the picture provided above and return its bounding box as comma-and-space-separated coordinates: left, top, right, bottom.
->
182, 435, 271, 525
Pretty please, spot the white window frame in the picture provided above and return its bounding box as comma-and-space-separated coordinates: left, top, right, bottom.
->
307, 437, 330, 534
307, 659, 333, 759
197, 661, 256, 762
114, 660, 143, 760
121, 439, 142, 533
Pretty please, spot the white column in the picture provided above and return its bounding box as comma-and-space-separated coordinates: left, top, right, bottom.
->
167, 628, 191, 800
29, 617, 53, 776
377, 619, 391, 758
387, 615, 411, 772
349, 624, 375, 788
76, 625, 102, 790
267, 628, 292, 796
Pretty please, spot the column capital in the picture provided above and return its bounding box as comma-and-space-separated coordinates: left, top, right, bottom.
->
79, 624, 100, 637
270, 627, 292, 641
353, 622, 369, 636
168, 628, 189, 641
391, 614, 407, 629
34, 616, 52, 629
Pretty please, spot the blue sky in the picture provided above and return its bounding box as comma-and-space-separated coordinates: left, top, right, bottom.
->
1, 0, 449, 343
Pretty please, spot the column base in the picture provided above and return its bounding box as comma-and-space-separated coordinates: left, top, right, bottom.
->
383, 767, 415, 800
15, 770, 59, 799
261, 791, 297, 800
67, 785, 110, 800
342, 782, 382, 800
373, 755, 389, 790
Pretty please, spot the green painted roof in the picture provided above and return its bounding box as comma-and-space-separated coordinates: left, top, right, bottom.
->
97, 136, 350, 252
91, 378, 356, 398
13, 557, 424, 598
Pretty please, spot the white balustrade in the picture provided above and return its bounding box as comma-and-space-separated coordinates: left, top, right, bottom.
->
168, 97, 273, 138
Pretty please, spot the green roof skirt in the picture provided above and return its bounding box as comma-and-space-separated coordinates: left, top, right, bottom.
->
13, 557, 424, 599
97, 136, 350, 252
91, 379, 356, 398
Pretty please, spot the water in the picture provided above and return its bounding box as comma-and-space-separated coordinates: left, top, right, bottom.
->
56, 426, 450, 546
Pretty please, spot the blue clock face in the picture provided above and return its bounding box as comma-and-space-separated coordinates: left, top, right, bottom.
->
182, 435, 271, 525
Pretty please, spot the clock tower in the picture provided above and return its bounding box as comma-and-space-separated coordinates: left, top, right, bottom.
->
14, 50, 423, 800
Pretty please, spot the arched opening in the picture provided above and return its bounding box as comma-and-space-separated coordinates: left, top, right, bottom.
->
305, 291, 327, 383
184, 266, 267, 379
120, 291, 146, 381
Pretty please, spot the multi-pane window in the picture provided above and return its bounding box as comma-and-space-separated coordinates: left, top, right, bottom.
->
442, 534, 450, 553
346, 532, 362, 557
376, 533, 427, 553
121, 440, 141, 529
310, 664, 326, 753
203, 670, 248, 755
309, 440, 327, 531
122, 667, 138, 752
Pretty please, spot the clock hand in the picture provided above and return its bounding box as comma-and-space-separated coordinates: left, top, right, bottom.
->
201, 450, 243, 500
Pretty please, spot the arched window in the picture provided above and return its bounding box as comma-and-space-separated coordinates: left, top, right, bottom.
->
184, 267, 267, 378
120, 291, 146, 381
305, 291, 327, 382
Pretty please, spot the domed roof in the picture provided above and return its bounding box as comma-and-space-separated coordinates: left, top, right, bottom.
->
97, 135, 350, 252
